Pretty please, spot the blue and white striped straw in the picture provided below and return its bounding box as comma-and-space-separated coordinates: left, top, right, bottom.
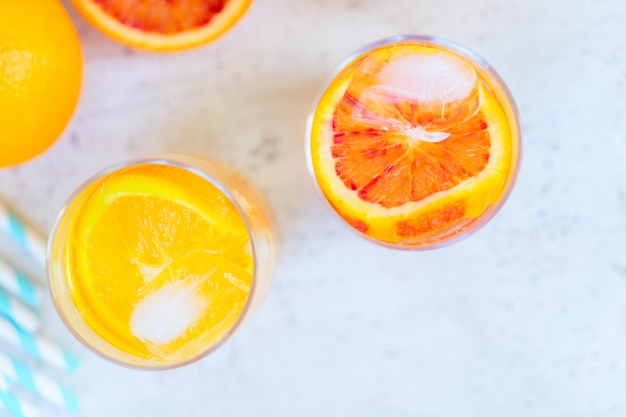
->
0, 353, 78, 412
0, 389, 39, 417
0, 260, 41, 308
0, 374, 10, 391
0, 201, 47, 266
0, 373, 39, 417
0, 316, 79, 374
0, 288, 39, 333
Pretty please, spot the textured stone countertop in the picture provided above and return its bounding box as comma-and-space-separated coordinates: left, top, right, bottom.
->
0, 0, 625, 416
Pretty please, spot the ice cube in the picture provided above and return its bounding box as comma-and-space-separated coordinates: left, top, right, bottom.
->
130, 281, 205, 345
375, 52, 477, 104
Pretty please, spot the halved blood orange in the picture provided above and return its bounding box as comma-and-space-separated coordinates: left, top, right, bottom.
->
71, 0, 252, 51
308, 39, 520, 247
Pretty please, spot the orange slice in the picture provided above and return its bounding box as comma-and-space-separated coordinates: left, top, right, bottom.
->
70, 0, 251, 51
309, 43, 518, 246
67, 163, 253, 362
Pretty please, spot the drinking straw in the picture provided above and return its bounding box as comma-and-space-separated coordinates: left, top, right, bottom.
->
0, 353, 78, 412
0, 288, 39, 333
0, 260, 41, 308
0, 388, 39, 417
0, 316, 79, 374
0, 373, 39, 417
0, 201, 47, 266
0, 374, 9, 391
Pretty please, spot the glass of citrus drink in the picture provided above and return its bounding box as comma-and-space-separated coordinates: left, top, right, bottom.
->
47, 154, 274, 369
307, 35, 521, 249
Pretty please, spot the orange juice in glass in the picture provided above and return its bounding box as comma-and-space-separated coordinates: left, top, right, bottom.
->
47, 155, 274, 369
307, 35, 521, 249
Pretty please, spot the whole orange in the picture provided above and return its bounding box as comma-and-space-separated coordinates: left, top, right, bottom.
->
0, 0, 82, 168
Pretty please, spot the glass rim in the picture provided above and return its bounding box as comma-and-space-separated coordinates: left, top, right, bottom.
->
304, 34, 523, 250
46, 154, 262, 370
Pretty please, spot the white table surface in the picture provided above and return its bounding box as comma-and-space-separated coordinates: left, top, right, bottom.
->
1, 0, 625, 416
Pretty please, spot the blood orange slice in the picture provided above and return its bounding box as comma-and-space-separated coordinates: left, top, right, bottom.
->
71, 0, 251, 51
308, 39, 520, 247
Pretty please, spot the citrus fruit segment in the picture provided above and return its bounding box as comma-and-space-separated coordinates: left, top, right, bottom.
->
71, 0, 251, 51
67, 163, 253, 362
309, 41, 518, 246
0, 0, 82, 168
